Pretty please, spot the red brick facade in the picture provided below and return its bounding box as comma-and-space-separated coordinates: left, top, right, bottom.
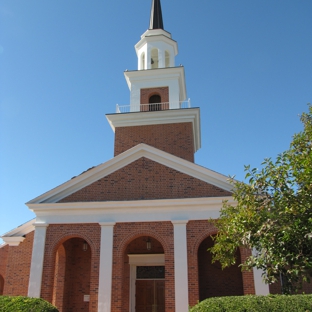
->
0, 244, 9, 295
40, 224, 101, 312
140, 87, 169, 106
2, 231, 34, 296
111, 222, 175, 312
114, 123, 195, 162
59, 157, 230, 203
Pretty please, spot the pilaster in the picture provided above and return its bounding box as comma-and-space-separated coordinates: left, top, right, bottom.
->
98, 222, 115, 312
172, 220, 189, 312
28, 223, 49, 298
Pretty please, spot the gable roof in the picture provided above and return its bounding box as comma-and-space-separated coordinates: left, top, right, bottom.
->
27, 143, 233, 204
1, 219, 35, 246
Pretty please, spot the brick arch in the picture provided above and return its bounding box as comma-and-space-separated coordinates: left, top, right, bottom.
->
192, 227, 218, 256
148, 91, 161, 98
48, 232, 96, 259
41, 224, 101, 312
187, 220, 218, 306
197, 235, 244, 300
116, 229, 170, 258
111, 222, 175, 312
140, 87, 169, 111
52, 244, 65, 310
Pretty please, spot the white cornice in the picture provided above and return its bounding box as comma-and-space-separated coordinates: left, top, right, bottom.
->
106, 108, 200, 152
135, 33, 178, 56
1, 236, 25, 246
27, 196, 235, 224
26, 144, 232, 205
124, 67, 186, 101
140, 29, 172, 39
1, 219, 35, 239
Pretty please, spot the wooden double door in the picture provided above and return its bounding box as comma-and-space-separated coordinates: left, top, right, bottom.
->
135, 280, 165, 312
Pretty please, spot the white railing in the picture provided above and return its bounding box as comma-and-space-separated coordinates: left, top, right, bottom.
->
116, 99, 191, 113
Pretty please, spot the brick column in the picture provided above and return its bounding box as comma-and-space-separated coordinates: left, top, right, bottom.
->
172, 220, 189, 312
98, 222, 115, 312
28, 223, 49, 297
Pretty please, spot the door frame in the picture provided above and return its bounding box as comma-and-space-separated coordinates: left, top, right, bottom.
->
128, 254, 165, 312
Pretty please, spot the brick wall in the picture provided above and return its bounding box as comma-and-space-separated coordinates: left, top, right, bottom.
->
140, 87, 169, 107
52, 244, 66, 311
239, 247, 255, 295
40, 224, 101, 312
111, 222, 175, 312
114, 123, 195, 161
59, 157, 231, 203
0, 244, 9, 295
3, 231, 34, 296
187, 220, 217, 306
269, 279, 312, 294
62, 238, 91, 312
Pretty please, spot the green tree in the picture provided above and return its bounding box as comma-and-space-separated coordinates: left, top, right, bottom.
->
210, 105, 312, 294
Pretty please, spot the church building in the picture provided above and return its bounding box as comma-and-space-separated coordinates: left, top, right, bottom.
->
0, 1, 270, 311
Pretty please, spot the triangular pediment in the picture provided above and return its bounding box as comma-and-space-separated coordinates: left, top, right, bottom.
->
27, 144, 233, 204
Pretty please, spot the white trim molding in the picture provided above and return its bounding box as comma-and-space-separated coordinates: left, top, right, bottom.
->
128, 254, 165, 266
28, 223, 49, 298
27, 144, 233, 205
27, 196, 234, 225
1, 236, 25, 246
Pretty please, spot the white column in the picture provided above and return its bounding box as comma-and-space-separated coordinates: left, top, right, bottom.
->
253, 266, 270, 295
172, 220, 189, 312
252, 249, 270, 295
28, 223, 49, 298
98, 222, 115, 312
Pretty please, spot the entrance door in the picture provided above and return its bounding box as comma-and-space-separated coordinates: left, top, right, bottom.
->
135, 280, 165, 312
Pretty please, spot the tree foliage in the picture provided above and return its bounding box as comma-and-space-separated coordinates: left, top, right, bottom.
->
210, 105, 312, 294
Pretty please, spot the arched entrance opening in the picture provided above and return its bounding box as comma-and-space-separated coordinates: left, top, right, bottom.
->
126, 236, 165, 312
149, 94, 161, 111
52, 237, 91, 312
0, 274, 4, 295
198, 236, 244, 300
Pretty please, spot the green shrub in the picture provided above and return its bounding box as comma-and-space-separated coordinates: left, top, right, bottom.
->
0, 296, 59, 312
189, 295, 312, 312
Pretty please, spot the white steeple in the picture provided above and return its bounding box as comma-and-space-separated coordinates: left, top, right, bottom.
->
124, 0, 186, 111
135, 29, 177, 70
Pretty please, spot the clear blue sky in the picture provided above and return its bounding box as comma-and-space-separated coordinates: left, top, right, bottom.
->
1, 0, 311, 243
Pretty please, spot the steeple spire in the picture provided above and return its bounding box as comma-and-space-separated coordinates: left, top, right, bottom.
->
149, 0, 164, 30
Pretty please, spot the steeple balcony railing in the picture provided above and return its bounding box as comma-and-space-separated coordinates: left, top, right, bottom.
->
116, 99, 191, 113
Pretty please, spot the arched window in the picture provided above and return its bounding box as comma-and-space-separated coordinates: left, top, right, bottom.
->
149, 94, 161, 111
151, 49, 159, 69
165, 51, 170, 67
141, 52, 145, 70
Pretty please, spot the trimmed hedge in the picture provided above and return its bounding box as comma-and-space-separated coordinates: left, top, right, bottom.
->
189, 295, 312, 312
0, 296, 59, 312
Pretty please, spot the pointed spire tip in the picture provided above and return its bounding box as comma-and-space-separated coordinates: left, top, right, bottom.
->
149, 0, 164, 30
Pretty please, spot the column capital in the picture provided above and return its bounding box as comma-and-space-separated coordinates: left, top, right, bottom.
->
33, 222, 49, 228
99, 222, 116, 227
171, 220, 189, 225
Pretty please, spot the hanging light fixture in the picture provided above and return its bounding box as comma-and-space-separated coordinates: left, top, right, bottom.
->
83, 241, 88, 251
146, 237, 151, 250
